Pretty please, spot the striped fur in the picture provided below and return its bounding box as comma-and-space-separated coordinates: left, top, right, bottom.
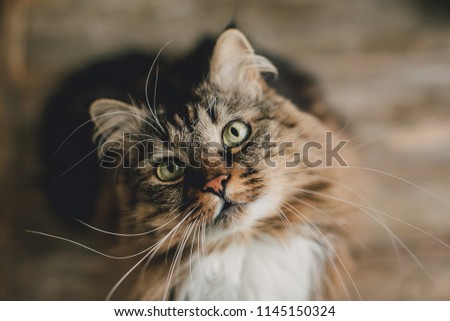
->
90, 29, 357, 300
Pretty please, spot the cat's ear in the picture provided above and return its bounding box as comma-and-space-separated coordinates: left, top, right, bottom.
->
89, 99, 145, 147
210, 29, 277, 98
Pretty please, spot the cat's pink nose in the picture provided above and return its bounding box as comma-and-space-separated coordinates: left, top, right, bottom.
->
203, 174, 229, 196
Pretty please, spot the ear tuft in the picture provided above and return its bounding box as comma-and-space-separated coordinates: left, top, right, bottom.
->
89, 99, 145, 147
210, 29, 277, 98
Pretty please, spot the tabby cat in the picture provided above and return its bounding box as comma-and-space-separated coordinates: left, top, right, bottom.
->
85, 28, 357, 300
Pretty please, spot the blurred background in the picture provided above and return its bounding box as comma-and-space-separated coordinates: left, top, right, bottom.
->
1, 0, 449, 300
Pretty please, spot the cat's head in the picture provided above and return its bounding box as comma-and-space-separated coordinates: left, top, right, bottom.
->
90, 29, 330, 243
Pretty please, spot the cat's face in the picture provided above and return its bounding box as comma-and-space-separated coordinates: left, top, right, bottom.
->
90, 29, 327, 244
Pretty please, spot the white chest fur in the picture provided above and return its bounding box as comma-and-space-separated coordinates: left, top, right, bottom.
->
176, 234, 329, 300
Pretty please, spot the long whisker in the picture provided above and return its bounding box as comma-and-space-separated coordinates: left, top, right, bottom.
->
348, 166, 450, 205
334, 107, 352, 139
189, 222, 200, 285
153, 63, 159, 118
200, 222, 208, 259
275, 166, 450, 206
53, 78, 166, 155
141, 206, 198, 278
280, 187, 436, 280
280, 184, 450, 249
163, 207, 197, 264
106, 250, 152, 300
347, 118, 418, 147
163, 218, 197, 300
54, 117, 97, 156
25, 230, 146, 260
73, 214, 180, 237
257, 194, 295, 234
57, 145, 101, 178
279, 200, 361, 300
57, 109, 160, 178
107, 209, 193, 300
145, 42, 171, 134
275, 204, 351, 300
277, 208, 295, 234
292, 172, 402, 263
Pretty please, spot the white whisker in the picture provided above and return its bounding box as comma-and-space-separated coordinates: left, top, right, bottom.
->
73, 215, 180, 237
279, 200, 360, 300
25, 230, 146, 260
108, 208, 194, 300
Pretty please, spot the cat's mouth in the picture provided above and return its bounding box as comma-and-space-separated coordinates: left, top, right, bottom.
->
213, 200, 241, 223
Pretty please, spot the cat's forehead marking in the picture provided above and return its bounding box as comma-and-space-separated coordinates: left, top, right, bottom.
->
163, 98, 229, 145
156, 91, 266, 157
195, 107, 222, 144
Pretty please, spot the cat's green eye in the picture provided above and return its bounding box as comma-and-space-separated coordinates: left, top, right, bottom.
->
156, 159, 185, 182
222, 120, 251, 148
